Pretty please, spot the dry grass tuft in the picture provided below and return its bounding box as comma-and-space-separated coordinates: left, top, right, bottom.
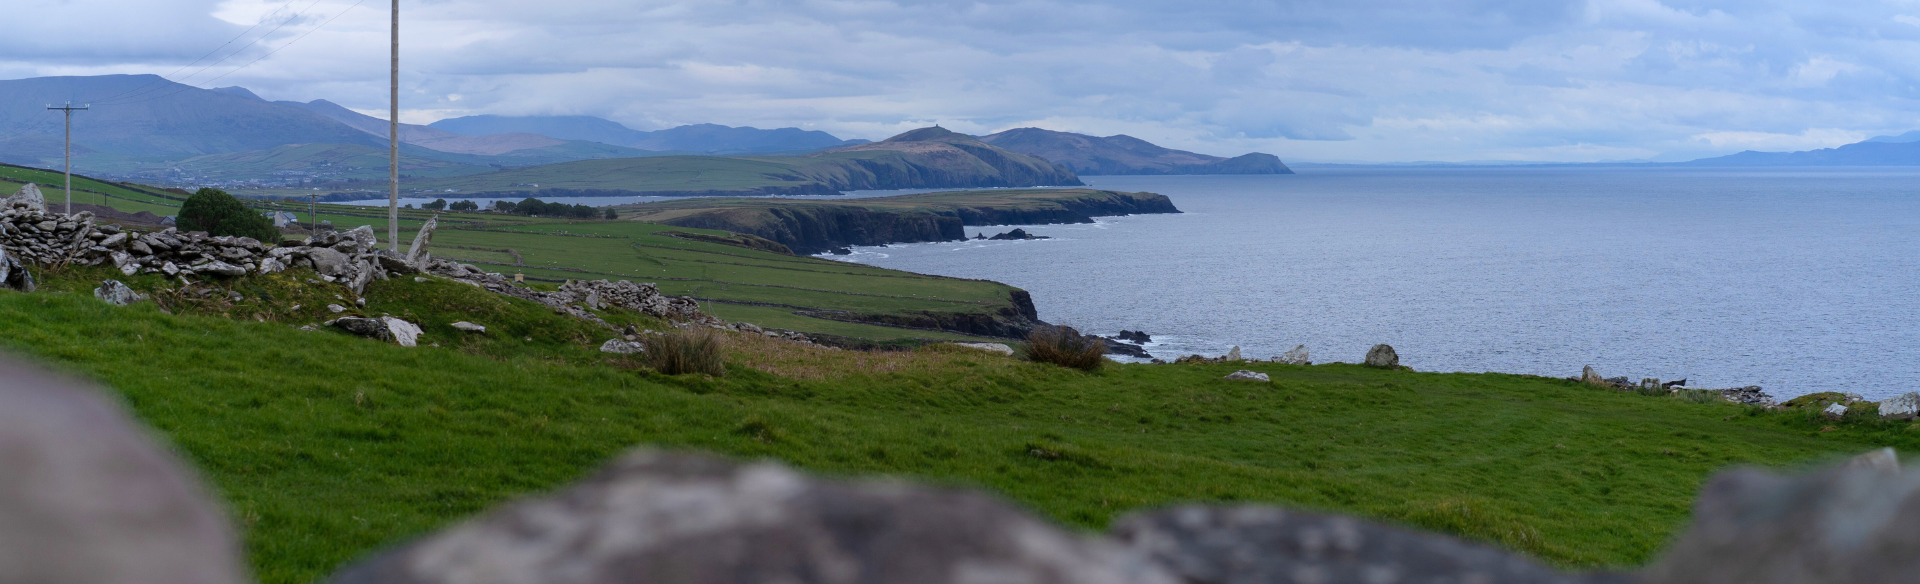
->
1024, 326, 1106, 372
644, 329, 727, 376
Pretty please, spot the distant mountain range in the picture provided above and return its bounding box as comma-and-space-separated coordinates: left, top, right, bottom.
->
977, 128, 1292, 175
429, 116, 867, 153
1678, 132, 1920, 166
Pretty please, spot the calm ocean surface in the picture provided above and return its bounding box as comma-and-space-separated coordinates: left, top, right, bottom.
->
830, 167, 1920, 401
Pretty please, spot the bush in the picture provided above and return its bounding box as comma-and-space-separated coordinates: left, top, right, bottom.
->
423, 199, 447, 210
450, 200, 479, 211
176, 188, 278, 241
604, 208, 619, 220
643, 330, 726, 376
1023, 326, 1106, 371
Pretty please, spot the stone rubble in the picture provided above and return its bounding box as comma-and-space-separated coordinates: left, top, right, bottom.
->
598, 339, 645, 354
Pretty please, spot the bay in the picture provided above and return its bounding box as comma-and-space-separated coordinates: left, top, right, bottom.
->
830, 167, 1920, 400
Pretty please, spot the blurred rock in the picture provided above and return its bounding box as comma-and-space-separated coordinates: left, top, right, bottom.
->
0, 354, 246, 584
1222, 370, 1269, 382
953, 342, 1014, 356
1880, 392, 1919, 421
599, 339, 645, 354
1276, 345, 1310, 365
1112, 505, 1622, 584
326, 451, 1175, 584
1639, 455, 1920, 584
92, 279, 147, 306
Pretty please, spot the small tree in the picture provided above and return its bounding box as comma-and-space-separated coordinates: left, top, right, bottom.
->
177, 188, 278, 241
450, 200, 478, 211
424, 198, 447, 210
603, 208, 618, 220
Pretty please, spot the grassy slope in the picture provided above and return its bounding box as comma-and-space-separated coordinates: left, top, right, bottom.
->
0, 164, 1022, 342
4, 267, 1913, 584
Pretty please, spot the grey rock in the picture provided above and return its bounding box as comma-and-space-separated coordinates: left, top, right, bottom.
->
326, 451, 1175, 584
451, 321, 486, 333
346, 225, 378, 251
0, 247, 33, 292
308, 247, 350, 277
1223, 346, 1241, 361
130, 240, 153, 255
1222, 370, 1269, 382
375, 251, 419, 275
598, 339, 646, 354
406, 214, 437, 265
349, 259, 376, 296
92, 280, 148, 306
1638, 458, 1920, 584
197, 260, 247, 277
1365, 344, 1400, 368
332, 317, 392, 341
1581, 365, 1606, 385
382, 316, 424, 347
326, 304, 347, 313
953, 342, 1015, 356
1823, 403, 1848, 418
99, 232, 127, 248
1275, 345, 1310, 365
0, 354, 247, 584
1113, 505, 1615, 584
1880, 392, 1919, 420
3, 182, 46, 212
736, 322, 763, 334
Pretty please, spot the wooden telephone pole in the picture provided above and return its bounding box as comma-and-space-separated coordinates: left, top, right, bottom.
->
46, 101, 88, 216
387, 0, 400, 251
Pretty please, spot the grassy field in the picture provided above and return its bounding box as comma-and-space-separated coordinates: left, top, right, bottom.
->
0, 164, 1027, 343
2, 265, 1912, 584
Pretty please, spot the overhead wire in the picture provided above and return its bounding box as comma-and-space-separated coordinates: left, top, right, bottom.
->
81, 0, 304, 104
93, 0, 353, 106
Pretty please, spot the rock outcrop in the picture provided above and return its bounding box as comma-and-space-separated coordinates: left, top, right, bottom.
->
1275, 345, 1310, 365
0, 354, 247, 584
327, 451, 1174, 584
3, 183, 46, 212
598, 339, 645, 354
1880, 392, 1919, 420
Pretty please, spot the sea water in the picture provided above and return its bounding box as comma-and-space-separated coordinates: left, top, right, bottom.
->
830, 167, 1920, 400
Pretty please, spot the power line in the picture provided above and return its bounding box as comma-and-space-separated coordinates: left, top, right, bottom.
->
90, 0, 373, 107
81, 0, 303, 104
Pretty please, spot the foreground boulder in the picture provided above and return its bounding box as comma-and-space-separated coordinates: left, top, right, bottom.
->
1880, 392, 1919, 420
1113, 506, 1623, 584
1365, 344, 1399, 368
0, 355, 246, 584
327, 451, 1176, 584
1638, 457, 1920, 584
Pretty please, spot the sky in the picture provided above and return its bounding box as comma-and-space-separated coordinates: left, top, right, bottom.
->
6, 0, 1920, 162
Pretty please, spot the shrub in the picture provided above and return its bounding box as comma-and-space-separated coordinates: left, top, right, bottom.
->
423, 199, 447, 210
176, 188, 278, 241
644, 329, 726, 376
1023, 326, 1106, 371
604, 208, 619, 220
450, 200, 479, 211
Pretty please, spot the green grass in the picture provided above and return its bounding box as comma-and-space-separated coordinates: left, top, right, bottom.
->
4, 267, 1916, 584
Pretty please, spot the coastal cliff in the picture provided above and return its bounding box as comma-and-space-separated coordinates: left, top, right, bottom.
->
617, 188, 1180, 255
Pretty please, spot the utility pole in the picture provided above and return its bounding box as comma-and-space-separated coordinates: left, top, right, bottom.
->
46, 101, 88, 216
388, 0, 400, 251
309, 193, 318, 232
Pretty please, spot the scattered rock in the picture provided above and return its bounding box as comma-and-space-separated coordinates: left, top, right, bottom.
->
1880, 392, 1919, 421
598, 339, 645, 354
324, 451, 1176, 584
1719, 386, 1775, 407
1223, 346, 1241, 361
1364, 344, 1399, 368
92, 279, 147, 306
450, 321, 486, 333
1222, 370, 1269, 382
1113, 505, 1615, 584
1637, 453, 1920, 584
381, 317, 424, 347
327, 304, 347, 313
952, 342, 1015, 356
331, 317, 391, 341
1113, 330, 1151, 343
1822, 402, 1848, 419
1275, 345, 1310, 365
0, 247, 35, 292
0, 354, 248, 584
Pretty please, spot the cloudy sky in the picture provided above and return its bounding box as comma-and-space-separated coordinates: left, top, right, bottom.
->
6, 0, 1920, 162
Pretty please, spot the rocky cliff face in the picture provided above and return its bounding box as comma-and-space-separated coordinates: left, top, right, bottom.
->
654, 190, 1178, 256
978, 128, 1293, 175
